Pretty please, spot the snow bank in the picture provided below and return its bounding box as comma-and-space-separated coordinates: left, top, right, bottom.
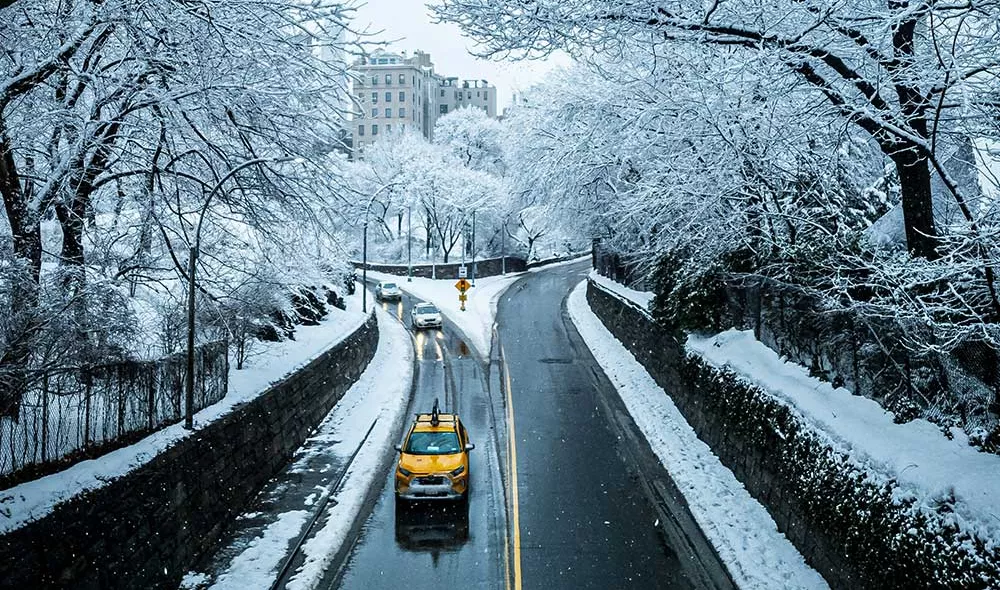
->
589, 269, 655, 311
0, 291, 369, 534
567, 281, 828, 590
283, 303, 413, 590
687, 328, 1000, 544
366, 270, 522, 357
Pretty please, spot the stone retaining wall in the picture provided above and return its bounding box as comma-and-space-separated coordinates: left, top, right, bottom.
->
0, 313, 379, 589
586, 280, 1000, 590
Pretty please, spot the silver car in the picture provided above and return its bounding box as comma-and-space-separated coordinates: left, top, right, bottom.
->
376, 280, 402, 301
411, 302, 443, 329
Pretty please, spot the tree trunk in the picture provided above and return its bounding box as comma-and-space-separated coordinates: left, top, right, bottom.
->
891, 145, 938, 260
0, 116, 42, 286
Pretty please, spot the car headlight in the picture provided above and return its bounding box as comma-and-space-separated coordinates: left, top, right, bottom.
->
397, 466, 412, 477
450, 465, 465, 477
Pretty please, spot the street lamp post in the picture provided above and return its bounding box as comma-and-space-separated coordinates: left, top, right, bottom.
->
359, 182, 398, 314
362, 220, 369, 313
501, 219, 507, 275
185, 156, 288, 430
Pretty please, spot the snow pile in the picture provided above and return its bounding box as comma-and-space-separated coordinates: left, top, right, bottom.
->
0, 291, 369, 534
567, 281, 829, 589
366, 270, 522, 356
686, 328, 1000, 544
208, 510, 311, 590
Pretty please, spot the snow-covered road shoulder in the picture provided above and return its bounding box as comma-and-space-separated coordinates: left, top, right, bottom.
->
284, 304, 413, 590
567, 280, 828, 590
196, 303, 413, 590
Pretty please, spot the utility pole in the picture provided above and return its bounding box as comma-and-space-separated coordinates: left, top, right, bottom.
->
471, 210, 476, 286
407, 205, 412, 282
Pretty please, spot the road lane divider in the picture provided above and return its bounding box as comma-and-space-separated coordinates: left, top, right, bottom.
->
501, 344, 523, 590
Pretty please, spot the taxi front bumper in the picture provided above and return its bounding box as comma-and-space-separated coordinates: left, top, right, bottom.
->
396, 474, 465, 500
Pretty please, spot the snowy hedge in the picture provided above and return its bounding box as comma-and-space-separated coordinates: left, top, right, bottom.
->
680, 357, 1000, 589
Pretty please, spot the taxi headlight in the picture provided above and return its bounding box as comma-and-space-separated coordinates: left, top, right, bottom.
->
450, 465, 465, 477
397, 466, 412, 477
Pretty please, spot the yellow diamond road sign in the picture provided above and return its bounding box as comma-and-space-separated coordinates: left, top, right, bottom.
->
455, 279, 470, 292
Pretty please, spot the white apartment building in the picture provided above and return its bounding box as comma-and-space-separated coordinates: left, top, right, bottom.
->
351, 50, 498, 158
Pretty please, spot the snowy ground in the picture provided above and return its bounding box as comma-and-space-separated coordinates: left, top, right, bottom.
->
567, 280, 829, 590
183, 300, 413, 590
0, 289, 370, 534
366, 270, 522, 357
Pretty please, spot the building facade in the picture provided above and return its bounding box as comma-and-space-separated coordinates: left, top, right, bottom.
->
350, 50, 497, 157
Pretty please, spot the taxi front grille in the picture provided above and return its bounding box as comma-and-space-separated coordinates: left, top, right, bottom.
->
416, 475, 447, 485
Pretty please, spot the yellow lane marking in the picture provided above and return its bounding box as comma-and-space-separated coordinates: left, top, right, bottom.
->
502, 344, 523, 590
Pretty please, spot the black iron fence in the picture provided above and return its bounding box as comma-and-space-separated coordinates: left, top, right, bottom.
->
0, 340, 228, 482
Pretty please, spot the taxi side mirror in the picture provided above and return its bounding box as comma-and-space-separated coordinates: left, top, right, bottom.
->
465, 443, 475, 451
394, 444, 402, 452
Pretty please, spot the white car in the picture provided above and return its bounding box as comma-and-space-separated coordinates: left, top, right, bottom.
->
411, 302, 443, 329
376, 280, 402, 301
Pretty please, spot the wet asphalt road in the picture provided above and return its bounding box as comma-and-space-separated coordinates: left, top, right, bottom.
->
333, 263, 700, 589
496, 263, 691, 589
331, 291, 508, 589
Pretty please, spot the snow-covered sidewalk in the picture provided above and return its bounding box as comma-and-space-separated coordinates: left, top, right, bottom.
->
1, 291, 370, 535
366, 270, 522, 357
567, 280, 829, 590
185, 302, 413, 590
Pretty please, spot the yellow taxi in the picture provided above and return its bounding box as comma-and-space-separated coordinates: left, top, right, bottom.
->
394, 401, 474, 503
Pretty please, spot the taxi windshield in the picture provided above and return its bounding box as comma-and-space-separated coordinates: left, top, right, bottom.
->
405, 431, 461, 455
416, 304, 439, 314
383, 283, 397, 289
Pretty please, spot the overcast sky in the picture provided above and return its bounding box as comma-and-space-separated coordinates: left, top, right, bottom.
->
349, 0, 570, 107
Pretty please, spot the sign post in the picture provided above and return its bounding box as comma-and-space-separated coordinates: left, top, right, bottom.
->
455, 278, 471, 311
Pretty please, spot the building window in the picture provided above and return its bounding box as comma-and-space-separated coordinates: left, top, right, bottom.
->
440, 89, 445, 97
386, 124, 392, 133
372, 124, 378, 135
371, 92, 377, 103
467, 91, 472, 99
384, 108, 391, 118
399, 91, 405, 102
371, 107, 378, 117
398, 73, 405, 84
458, 92, 463, 100
477, 91, 480, 97
385, 91, 392, 102
371, 76, 377, 86
483, 90, 488, 100
399, 107, 406, 118
377, 58, 388, 64
383, 73, 390, 85
439, 104, 448, 114
358, 125, 364, 136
